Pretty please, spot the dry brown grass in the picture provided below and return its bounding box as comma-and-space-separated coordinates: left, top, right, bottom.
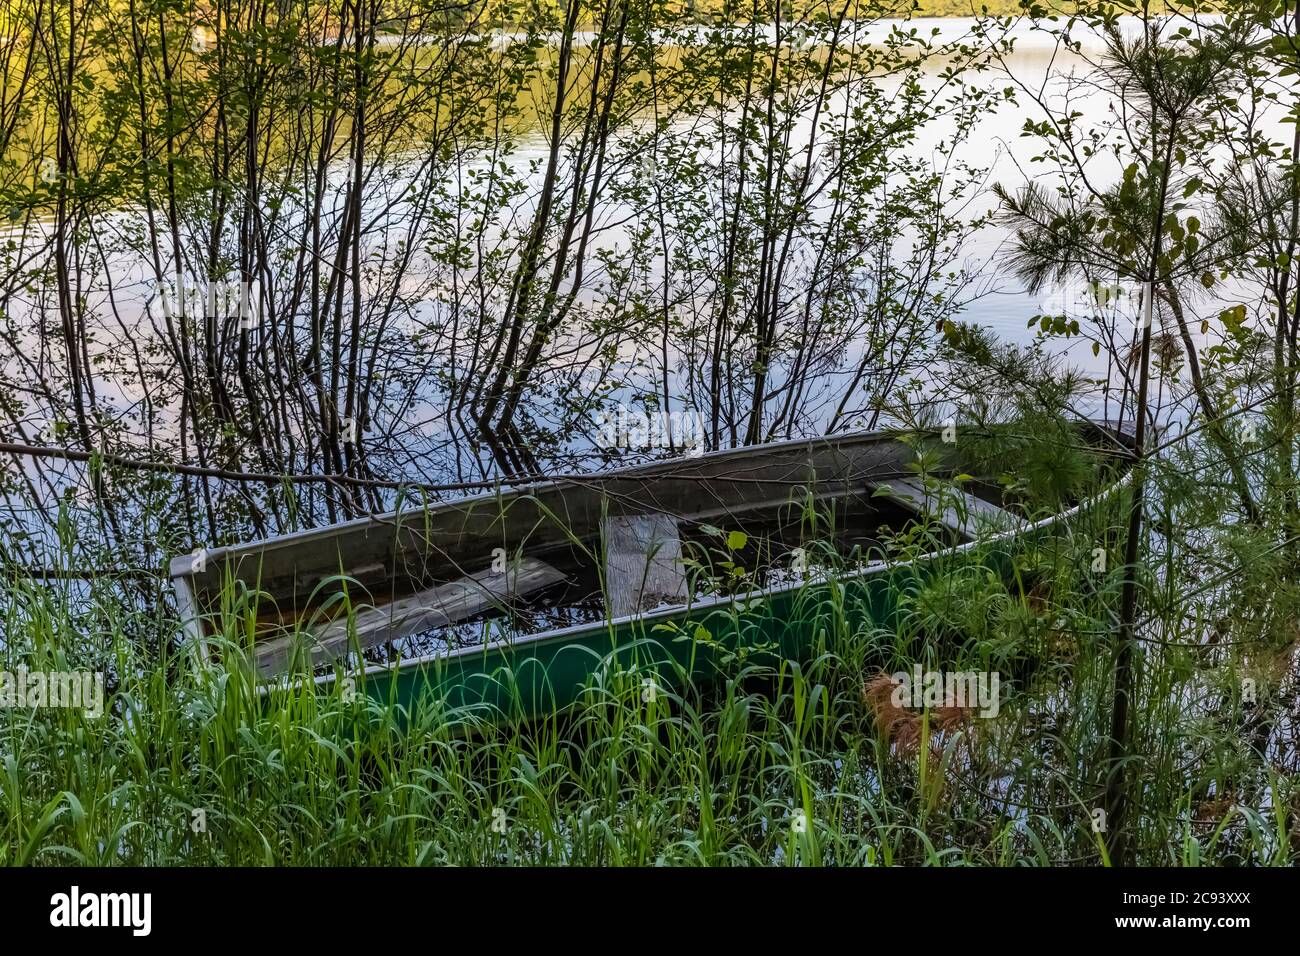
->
862, 671, 976, 756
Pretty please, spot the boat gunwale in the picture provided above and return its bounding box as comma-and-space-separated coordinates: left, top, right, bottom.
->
167, 427, 903, 579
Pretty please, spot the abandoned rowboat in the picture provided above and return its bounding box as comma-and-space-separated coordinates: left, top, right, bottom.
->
169, 421, 1135, 719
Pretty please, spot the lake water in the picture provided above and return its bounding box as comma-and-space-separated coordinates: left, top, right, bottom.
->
0, 14, 1271, 531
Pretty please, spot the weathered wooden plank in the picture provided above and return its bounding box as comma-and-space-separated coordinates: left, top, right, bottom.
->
1084, 416, 1140, 454
870, 477, 1023, 540
603, 515, 687, 618
254, 557, 565, 676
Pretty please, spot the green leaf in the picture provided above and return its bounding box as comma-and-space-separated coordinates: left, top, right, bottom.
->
726, 530, 748, 551
1220, 305, 1248, 335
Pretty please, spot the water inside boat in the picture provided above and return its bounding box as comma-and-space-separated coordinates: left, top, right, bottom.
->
346, 489, 931, 667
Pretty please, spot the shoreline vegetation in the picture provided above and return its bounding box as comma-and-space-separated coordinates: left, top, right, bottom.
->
440, 1, 1211, 28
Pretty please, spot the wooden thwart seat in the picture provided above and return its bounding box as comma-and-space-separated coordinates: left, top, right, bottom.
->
254, 557, 565, 676
869, 476, 1024, 540
602, 515, 688, 618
